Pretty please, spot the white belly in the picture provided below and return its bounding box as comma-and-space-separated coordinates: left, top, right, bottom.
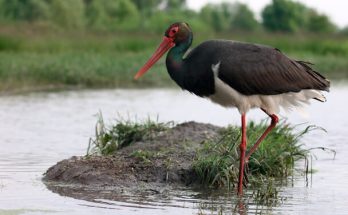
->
208, 63, 326, 114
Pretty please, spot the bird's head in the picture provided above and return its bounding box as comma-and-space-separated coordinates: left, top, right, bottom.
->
134, 22, 192, 80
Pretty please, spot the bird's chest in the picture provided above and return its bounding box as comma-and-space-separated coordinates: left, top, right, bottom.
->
167, 61, 216, 97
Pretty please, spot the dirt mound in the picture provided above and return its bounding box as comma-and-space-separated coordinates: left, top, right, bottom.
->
43, 122, 222, 192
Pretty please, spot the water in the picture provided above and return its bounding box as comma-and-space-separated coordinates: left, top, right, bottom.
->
0, 86, 347, 215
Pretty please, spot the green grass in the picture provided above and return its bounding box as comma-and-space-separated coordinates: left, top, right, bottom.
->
192, 120, 311, 189
1, 24, 347, 93
0, 50, 173, 92
3, 48, 345, 93
130, 149, 162, 164
87, 113, 171, 155
0, 35, 21, 51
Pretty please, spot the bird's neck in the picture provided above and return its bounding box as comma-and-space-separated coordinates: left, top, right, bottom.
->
166, 35, 192, 88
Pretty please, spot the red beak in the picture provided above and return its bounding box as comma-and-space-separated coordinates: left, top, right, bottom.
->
134, 36, 175, 80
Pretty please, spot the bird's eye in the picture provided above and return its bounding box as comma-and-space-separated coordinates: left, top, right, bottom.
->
168, 26, 179, 37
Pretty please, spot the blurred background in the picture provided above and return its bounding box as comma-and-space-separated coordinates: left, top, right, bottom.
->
0, 0, 347, 93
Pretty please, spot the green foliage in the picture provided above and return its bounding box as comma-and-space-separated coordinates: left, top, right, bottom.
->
246, 121, 307, 176
200, 3, 234, 32
130, 0, 161, 14
0, 35, 21, 51
262, 0, 307, 32
130, 149, 161, 163
0, 27, 347, 93
306, 10, 336, 33
200, 2, 259, 32
0, 0, 140, 30
0, 0, 340, 34
49, 0, 85, 28
339, 26, 348, 37
146, 9, 199, 33
85, 0, 140, 31
231, 3, 258, 31
193, 121, 311, 187
262, 0, 337, 33
163, 0, 186, 11
0, 0, 50, 21
87, 113, 171, 155
85, 0, 108, 29
193, 125, 240, 187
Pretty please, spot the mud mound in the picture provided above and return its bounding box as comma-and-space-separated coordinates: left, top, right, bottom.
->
43, 122, 221, 191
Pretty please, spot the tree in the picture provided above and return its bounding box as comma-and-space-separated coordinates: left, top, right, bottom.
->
130, 0, 161, 28
262, 0, 336, 33
85, 0, 140, 31
200, 3, 259, 32
231, 3, 259, 31
26, 0, 50, 21
85, 0, 108, 29
49, 0, 85, 28
306, 10, 336, 33
164, 0, 186, 11
340, 26, 348, 36
200, 3, 234, 32
262, 0, 306, 32
130, 0, 161, 12
0, 0, 50, 21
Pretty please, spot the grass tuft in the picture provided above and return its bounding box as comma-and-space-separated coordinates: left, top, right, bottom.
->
130, 149, 162, 164
192, 120, 316, 188
87, 112, 171, 156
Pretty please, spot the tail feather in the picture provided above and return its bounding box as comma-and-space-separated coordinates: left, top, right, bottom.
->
296, 60, 330, 92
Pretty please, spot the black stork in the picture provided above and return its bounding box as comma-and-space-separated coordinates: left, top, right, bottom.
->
134, 22, 330, 195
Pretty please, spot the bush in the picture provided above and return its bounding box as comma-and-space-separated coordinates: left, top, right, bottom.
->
231, 3, 259, 31
262, 0, 337, 33
49, 0, 85, 28
262, 0, 307, 32
0, 0, 50, 21
85, 0, 140, 31
306, 10, 336, 33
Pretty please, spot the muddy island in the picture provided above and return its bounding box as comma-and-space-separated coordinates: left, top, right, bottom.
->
43, 119, 311, 199
43, 122, 221, 191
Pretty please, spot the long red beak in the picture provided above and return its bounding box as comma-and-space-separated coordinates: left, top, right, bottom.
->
134, 36, 175, 80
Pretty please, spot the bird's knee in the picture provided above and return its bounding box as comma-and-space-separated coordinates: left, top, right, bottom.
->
270, 114, 279, 125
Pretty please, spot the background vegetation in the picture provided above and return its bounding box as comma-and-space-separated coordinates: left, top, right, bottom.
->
0, 0, 347, 93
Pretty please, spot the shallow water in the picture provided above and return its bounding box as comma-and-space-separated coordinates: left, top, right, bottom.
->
0, 86, 347, 215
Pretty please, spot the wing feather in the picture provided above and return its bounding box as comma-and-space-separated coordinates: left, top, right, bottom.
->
214, 41, 330, 95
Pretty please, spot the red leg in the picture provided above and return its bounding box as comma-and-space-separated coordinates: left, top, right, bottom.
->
245, 109, 279, 163
238, 113, 247, 195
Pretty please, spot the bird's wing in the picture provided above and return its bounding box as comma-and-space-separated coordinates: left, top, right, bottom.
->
215, 41, 330, 95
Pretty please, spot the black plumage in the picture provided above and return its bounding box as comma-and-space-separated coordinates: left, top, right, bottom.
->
180, 40, 330, 97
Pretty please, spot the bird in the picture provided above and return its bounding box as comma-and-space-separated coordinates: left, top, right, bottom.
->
134, 22, 330, 195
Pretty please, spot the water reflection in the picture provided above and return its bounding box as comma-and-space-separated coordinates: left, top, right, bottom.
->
43, 173, 307, 215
